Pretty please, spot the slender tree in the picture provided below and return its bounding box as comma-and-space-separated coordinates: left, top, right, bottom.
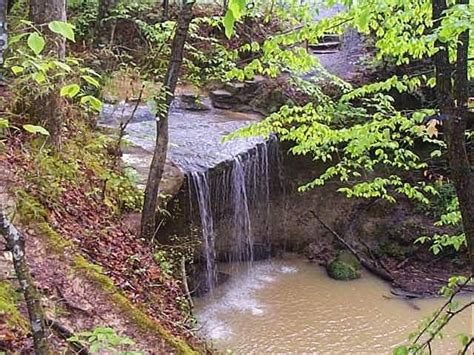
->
29, 0, 66, 147
0, 0, 7, 67
95, 0, 120, 44
1, 210, 50, 354
163, 0, 169, 21
141, 0, 195, 240
431, 0, 473, 263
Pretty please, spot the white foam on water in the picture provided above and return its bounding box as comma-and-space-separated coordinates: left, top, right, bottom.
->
195, 261, 300, 341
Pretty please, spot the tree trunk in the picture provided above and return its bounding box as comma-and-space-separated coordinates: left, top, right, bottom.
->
0, 0, 7, 67
140, 1, 195, 240
29, 0, 66, 148
163, 0, 169, 21
29, 0, 66, 59
432, 0, 473, 263
0, 211, 50, 354
95, 0, 119, 44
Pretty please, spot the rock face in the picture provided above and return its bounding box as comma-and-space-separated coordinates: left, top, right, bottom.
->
209, 77, 291, 114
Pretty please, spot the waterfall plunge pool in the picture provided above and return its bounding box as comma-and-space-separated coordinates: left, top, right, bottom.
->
194, 255, 472, 354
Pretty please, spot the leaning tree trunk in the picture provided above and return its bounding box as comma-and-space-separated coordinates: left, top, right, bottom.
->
0, 210, 50, 354
141, 1, 195, 240
29, 0, 66, 148
432, 0, 473, 263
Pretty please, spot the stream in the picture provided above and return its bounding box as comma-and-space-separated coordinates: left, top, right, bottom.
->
194, 256, 472, 354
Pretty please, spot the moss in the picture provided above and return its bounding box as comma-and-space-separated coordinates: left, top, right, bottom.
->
0, 281, 28, 330
336, 251, 361, 270
37, 222, 75, 254
73, 256, 197, 355
327, 260, 360, 281
14, 189, 48, 223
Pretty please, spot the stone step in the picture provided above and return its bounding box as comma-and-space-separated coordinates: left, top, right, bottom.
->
321, 34, 341, 43
308, 41, 341, 51
310, 49, 340, 55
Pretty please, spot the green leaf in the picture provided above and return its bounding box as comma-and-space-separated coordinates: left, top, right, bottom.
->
54, 61, 72, 72
11, 66, 24, 75
356, 8, 371, 33
27, 32, 46, 55
223, 11, 235, 39
81, 95, 103, 111
48, 21, 75, 42
60, 84, 81, 98
23, 124, 50, 136
8, 33, 29, 46
229, 0, 246, 19
393, 345, 408, 355
81, 75, 100, 88
33, 72, 46, 84
0, 118, 9, 129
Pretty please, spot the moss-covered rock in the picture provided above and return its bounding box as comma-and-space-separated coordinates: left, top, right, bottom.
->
327, 253, 361, 281
336, 251, 361, 270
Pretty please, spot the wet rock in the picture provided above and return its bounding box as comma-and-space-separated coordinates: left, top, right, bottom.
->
177, 94, 211, 111
327, 259, 360, 280
210, 89, 239, 109
224, 82, 246, 94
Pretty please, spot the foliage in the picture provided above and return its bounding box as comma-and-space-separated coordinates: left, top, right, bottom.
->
67, 0, 98, 39
68, 327, 139, 354
394, 276, 473, 355
5, 20, 102, 128
153, 250, 173, 276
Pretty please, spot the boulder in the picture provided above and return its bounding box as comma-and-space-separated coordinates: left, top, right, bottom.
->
326, 251, 361, 281
209, 89, 240, 110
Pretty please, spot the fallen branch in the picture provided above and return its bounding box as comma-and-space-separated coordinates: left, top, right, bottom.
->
309, 210, 394, 282
0, 209, 50, 354
45, 318, 89, 355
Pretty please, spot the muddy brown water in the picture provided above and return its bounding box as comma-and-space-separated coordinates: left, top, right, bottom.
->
194, 256, 472, 354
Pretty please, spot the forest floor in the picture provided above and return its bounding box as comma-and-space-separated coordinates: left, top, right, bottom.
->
0, 127, 205, 352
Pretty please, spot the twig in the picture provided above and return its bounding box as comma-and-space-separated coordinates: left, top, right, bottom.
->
419, 300, 473, 352
412, 277, 472, 345
460, 337, 474, 355
116, 84, 145, 151
181, 256, 194, 309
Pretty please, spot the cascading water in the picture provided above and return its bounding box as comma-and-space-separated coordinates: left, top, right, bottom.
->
188, 137, 281, 292
230, 155, 254, 263
98, 99, 282, 293
190, 171, 217, 292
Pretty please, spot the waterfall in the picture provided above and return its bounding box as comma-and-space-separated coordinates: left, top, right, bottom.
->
189, 137, 280, 292
190, 171, 216, 292
230, 155, 254, 263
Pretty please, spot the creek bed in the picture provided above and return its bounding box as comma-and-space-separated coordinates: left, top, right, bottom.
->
194, 255, 472, 354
